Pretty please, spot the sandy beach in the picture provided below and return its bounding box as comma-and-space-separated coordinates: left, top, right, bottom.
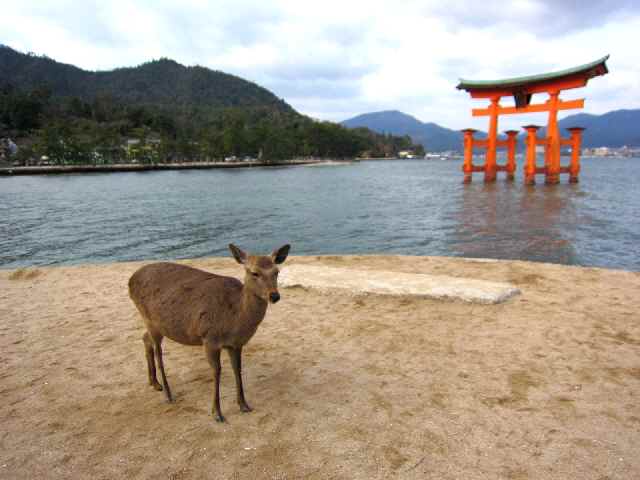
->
1, 255, 639, 479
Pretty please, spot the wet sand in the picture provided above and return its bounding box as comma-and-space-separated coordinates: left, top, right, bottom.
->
1, 255, 639, 479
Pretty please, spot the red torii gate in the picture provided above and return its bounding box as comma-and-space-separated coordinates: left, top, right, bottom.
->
456, 56, 609, 184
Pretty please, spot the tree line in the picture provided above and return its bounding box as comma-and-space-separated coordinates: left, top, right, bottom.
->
0, 83, 423, 165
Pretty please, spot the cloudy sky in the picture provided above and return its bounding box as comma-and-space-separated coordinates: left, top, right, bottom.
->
3, 0, 639, 130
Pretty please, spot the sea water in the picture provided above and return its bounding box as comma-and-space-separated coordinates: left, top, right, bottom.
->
1, 158, 639, 270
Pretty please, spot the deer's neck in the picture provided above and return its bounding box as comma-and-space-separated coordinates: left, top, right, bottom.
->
240, 286, 268, 326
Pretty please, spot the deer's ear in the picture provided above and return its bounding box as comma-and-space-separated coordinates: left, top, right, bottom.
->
229, 244, 248, 264
271, 244, 290, 264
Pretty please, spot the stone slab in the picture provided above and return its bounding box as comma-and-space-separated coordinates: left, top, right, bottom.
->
280, 265, 521, 304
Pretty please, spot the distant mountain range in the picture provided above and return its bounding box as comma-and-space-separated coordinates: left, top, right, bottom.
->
342, 109, 640, 151
341, 110, 463, 152
2, 43, 636, 152
556, 110, 640, 148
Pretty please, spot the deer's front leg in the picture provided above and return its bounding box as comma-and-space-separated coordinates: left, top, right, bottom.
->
227, 346, 252, 413
204, 340, 224, 422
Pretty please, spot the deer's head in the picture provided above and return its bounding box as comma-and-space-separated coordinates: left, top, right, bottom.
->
229, 244, 290, 304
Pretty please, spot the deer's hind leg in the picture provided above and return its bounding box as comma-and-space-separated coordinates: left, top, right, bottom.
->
143, 332, 163, 391
151, 334, 174, 403
205, 340, 225, 422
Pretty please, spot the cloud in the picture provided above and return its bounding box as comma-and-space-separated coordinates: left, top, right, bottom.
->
430, 0, 639, 36
2, 0, 639, 131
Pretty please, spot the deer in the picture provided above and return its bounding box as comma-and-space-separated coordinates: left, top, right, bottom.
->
128, 243, 290, 422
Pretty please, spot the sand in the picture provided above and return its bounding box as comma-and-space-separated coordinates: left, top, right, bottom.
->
1, 255, 639, 479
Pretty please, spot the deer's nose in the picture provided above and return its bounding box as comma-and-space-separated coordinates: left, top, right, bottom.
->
269, 292, 280, 304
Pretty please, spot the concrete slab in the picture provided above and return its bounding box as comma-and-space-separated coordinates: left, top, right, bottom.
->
280, 265, 521, 304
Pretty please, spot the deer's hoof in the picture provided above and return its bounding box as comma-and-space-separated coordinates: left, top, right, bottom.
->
239, 403, 253, 413
214, 414, 226, 423
151, 382, 163, 391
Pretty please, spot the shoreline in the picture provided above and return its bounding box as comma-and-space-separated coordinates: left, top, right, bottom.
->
3, 254, 637, 273
0, 159, 359, 176
3, 253, 637, 274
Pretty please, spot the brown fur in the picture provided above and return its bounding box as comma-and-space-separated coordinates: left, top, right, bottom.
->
128, 244, 290, 422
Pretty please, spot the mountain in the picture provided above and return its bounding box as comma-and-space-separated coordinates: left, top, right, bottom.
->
557, 109, 640, 148
342, 108, 640, 152
341, 110, 464, 152
0, 44, 294, 113
0, 45, 424, 163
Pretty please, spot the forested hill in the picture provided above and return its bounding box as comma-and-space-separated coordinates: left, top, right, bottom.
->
0, 45, 293, 112
0, 45, 422, 164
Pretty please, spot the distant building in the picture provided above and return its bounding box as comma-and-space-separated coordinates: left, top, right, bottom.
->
582, 146, 640, 157
7, 138, 17, 155
398, 150, 417, 159
0, 138, 18, 160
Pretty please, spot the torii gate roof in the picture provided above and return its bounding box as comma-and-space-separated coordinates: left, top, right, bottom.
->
456, 55, 609, 92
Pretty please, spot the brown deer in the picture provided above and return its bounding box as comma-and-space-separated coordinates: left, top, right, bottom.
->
128, 244, 290, 422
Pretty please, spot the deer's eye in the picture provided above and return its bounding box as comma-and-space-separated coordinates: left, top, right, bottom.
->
251, 272, 260, 278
